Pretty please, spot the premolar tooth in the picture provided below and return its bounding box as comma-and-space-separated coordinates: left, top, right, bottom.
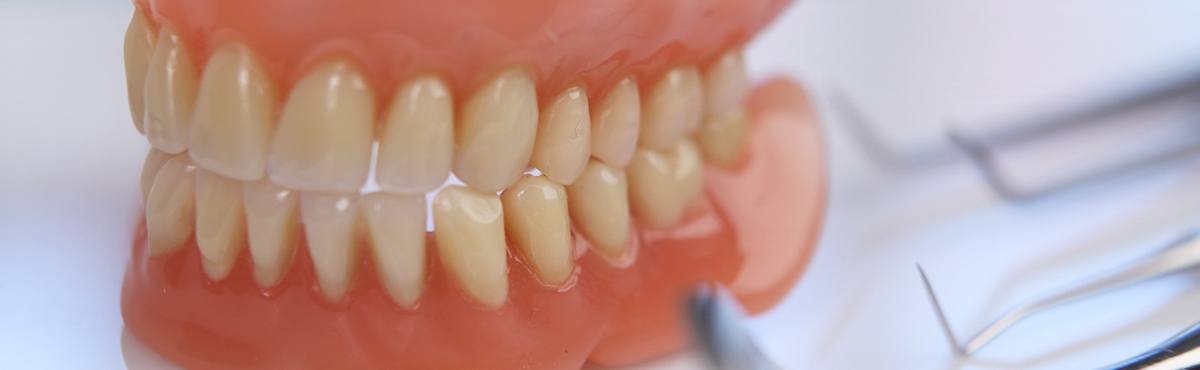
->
638, 67, 703, 150
144, 27, 198, 154
432, 186, 509, 309
376, 76, 454, 193
565, 160, 631, 260
301, 192, 362, 302
269, 61, 375, 193
189, 43, 277, 181
124, 8, 155, 133
243, 180, 300, 288
145, 155, 196, 255
531, 86, 590, 185
627, 139, 704, 229
454, 68, 538, 193
590, 78, 640, 168
698, 108, 750, 167
140, 149, 171, 202
360, 193, 427, 308
703, 50, 749, 117
502, 176, 574, 286
194, 169, 247, 281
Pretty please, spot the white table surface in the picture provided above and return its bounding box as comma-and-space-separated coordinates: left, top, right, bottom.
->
3, 1, 1200, 369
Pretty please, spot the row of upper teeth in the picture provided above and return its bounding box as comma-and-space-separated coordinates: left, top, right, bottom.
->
127, 9, 752, 309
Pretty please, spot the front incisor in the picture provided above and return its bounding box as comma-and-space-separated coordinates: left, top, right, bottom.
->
590, 78, 641, 168
269, 61, 375, 193
360, 193, 427, 308
702, 50, 749, 117
145, 155, 197, 255
627, 139, 705, 229
243, 180, 300, 288
376, 76, 454, 194
124, 8, 155, 133
454, 68, 538, 193
433, 186, 509, 309
300, 192, 363, 302
566, 160, 631, 260
143, 27, 198, 154
502, 176, 575, 287
531, 86, 591, 185
639, 67, 703, 150
189, 43, 277, 181
140, 149, 171, 202
698, 108, 751, 167
194, 169, 247, 281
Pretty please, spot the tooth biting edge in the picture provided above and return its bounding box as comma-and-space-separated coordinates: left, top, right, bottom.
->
189, 43, 277, 181
531, 86, 591, 185
590, 77, 641, 168
454, 68, 538, 193
300, 192, 362, 302
627, 139, 705, 229
194, 169, 247, 281
566, 160, 631, 260
140, 148, 171, 203
638, 66, 703, 150
146, 155, 196, 255
502, 175, 574, 287
123, 8, 155, 134
360, 193, 427, 308
433, 186, 509, 309
243, 180, 300, 288
143, 27, 198, 154
376, 76, 454, 194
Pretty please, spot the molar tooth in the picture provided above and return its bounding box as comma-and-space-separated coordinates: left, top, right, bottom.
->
703, 50, 749, 117
454, 68, 538, 193
432, 186, 508, 309
243, 180, 300, 288
639, 67, 703, 150
627, 139, 704, 229
565, 160, 631, 260
143, 27, 198, 154
145, 155, 196, 255
269, 61, 375, 193
698, 108, 750, 167
376, 76, 454, 193
501, 176, 574, 286
124, 8, 155, 133
189, 44, 277, 181
360, 193, 427, 308
301, 192, 362, 302
590, 78, 640, 168
140, 148, 171, 202
194, 169, 247, 281
531, 86, 590, 185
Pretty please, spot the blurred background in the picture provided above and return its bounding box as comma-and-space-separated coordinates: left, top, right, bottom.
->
3, 0, 1200, 369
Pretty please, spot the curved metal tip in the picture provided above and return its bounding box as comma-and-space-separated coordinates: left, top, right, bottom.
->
687, 284, 782, 370
917, 264, 968, 356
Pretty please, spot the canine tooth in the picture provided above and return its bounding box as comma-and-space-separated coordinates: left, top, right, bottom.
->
124, 8, 155, 133
590, 78, 640, 168
145, 155, 196, 255
639, 67, 702, 150
698, 108, 750, 167
432, 186, 508, 309
703, 50, 749, 117
454, 68, 538, 193
140, 149, 171, 202
627, 139, 704, 229
531, 86, 590, 185
194, 169, 247, 281
243, 180, 300, 288
376, 76, 454, 193
501, 176, 574, 286
143, 27, 198, 154
269, 61, 375, 193
189, 44, 277, 181
565, 160, 631, 259
360, 193, 427, 308
301, 192, 362, 302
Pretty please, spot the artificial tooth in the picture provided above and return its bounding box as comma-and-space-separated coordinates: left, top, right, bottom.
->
143, 27, 198, 154
140, 149, 171, 203
590, 77, 641, 168
565, 160, 631, 260
702, 50, 749, 117
189, 43, 277, 181
454, 68, 538, 193
194, 169, 247, 281
501, 176, 574, 286
145, 155, 196, 255
360, 193, 427, 308
531, 86, 591, 185
698, 108, 750, 168
627, 139, 704, 229
124, 8, 155, 133
269, 61, 375, 193
301, 192, 362, 302
376, 76, 454, 194
243, 180, 300, 288
638, 67, 703, 150
432, 186, 509, 309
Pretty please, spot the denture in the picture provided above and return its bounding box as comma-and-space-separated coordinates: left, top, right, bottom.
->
121, 0, 826, 368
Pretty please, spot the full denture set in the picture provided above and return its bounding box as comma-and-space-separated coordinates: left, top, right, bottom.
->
120, 0, 826, 369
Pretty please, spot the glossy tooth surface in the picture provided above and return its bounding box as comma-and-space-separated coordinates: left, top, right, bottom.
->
140, 149, 171, 202
454, 68, 538, 193
627, 139, 704, 229
531, 86, 591, 185
565, 160, 631, 260
124, 8, 155, 133
194, 169, 247, 281
243, 180, 300, 288
638, 67, 703, 150
698, 108, 750, 167
432, 186, 509, 309
269, 61, 375, 193
145, 155, 196, 255
376, 76, 454, 193
143, 27, 198, 154
301, 193, 362, 302
189, 44, 277, 181
590, 78, 641, 168
501, 176, 574, 286
703, 50, 749, 117
360, 193, 427, 308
